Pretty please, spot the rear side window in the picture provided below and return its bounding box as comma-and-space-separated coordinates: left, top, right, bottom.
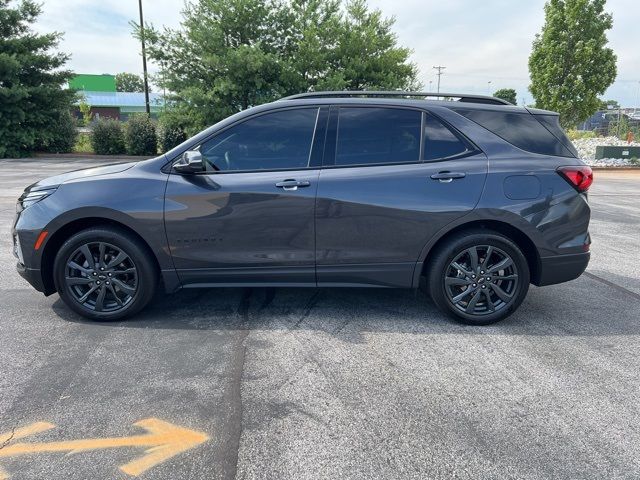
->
423, 114, 470, 160
535, 114, 579, 158
335, 107, 421, 166
453, 108, 575, 157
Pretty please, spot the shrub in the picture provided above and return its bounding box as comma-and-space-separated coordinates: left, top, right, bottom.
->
35, 110, 78, 153
567, 129, 597, 141
74, 132, 93, 153
91, 118, 125, 155
125, 114, 158, 156
157, 115, 187, 153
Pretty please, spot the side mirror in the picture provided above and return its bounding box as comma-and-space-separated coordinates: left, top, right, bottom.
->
174, 150, 205, 173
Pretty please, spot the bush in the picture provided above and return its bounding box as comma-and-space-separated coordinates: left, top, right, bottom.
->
157, 115, 187, 153
35, 110, 78, 153
125, 114, 158, 156
567, 129, 597, 141
74, 132, 93, 153
91, 118, 125, 155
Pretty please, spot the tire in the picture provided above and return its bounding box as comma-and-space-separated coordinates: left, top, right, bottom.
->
53, 227, 157, 321
426, 230, 530, 326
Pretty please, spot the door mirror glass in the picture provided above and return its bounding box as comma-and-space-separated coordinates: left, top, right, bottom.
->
174, 150, 205, 173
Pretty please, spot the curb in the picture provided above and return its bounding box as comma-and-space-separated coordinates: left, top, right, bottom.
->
590, 166, 640, 171
33, 153, 157, 160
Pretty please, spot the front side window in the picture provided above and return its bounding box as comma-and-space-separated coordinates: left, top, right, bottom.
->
335, 107, 422, 166
199, 108, 319, 172
423, 114, 470, 160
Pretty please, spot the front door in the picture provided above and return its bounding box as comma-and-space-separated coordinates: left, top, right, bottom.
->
164, 107, 326, 286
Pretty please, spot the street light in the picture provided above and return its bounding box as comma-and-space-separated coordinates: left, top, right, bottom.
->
429, 80, 433, 92
487, 80, 492, 95
138, 0, 151, 116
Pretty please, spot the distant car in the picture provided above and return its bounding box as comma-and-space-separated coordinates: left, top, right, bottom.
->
13, 91, 592, 325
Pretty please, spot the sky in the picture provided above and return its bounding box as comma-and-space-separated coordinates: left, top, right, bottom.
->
34, 0, 640, 106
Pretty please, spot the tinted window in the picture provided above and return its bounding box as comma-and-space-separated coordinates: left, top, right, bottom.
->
454, 108, 574, 157
423, 114, 470, 160
535, 114, 579, 158
335, 108, 421, 166
199, 108, 319, 171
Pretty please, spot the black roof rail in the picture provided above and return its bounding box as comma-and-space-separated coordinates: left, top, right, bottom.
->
279, 91, 512, 106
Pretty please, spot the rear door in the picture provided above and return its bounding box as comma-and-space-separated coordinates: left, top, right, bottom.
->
315, 106, 487, 287
164, 106, 327, 286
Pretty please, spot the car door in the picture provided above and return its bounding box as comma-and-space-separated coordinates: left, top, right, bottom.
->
164, 106, 327, 286
315, 106, 488, 288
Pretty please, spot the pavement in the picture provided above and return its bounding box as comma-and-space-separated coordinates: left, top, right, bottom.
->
0, 157, 639, 480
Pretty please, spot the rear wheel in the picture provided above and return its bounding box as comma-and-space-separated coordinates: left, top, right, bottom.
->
53, 227, 157, 321
427, 231, 530, 325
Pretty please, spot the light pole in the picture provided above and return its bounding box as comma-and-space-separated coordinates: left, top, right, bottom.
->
636, 81, 640, 115
429, 80, 433, 92
138, 0, 151, 116
487, 80, 492, 95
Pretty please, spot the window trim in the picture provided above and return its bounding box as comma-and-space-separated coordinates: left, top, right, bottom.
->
171, 106, 327, 175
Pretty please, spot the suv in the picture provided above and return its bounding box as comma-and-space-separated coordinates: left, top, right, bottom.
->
13, 92, 592, 325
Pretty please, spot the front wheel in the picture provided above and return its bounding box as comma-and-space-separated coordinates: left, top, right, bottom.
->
426, 231, 530, 325
53, 227, 157, 321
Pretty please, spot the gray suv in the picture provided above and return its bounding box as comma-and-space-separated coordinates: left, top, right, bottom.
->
13, 92, 592, 325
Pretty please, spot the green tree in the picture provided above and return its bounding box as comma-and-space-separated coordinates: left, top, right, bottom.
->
115, 72, 145, 92
493, 88, 517, 105
598, 98, 619, 110
0, 0, 75, 157
529, 0, 617, 128
135, 0, 419, 134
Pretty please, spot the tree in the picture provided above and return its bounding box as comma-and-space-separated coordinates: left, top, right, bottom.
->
0, 0, 75, 157
135, 0, 419, 135
493, 88, 517, 105
598, 98, 619, 110
115, 72, 145, 92
529, 0, 617, 128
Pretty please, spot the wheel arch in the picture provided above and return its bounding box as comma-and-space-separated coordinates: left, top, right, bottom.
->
40, 217, 162, 295
416, 219, 541, 287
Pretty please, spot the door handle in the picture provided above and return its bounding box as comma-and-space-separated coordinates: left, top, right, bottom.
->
430, 171, 466, 183
275, 179, 311, 191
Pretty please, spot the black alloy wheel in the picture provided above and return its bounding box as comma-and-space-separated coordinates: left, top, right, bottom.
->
427, 230, 530, 325
64, 241, 138, 313
54, 227, 156, 321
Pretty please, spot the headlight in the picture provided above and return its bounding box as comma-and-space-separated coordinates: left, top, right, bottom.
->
17, 187, 58, 212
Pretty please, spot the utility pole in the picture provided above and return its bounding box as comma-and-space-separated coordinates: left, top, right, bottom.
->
138, 0, 151, 116
433, 66, 446, 94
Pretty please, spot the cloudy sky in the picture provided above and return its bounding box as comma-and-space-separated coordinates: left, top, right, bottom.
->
34, 0, 640, 106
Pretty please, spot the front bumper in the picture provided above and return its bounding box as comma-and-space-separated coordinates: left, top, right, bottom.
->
16, 262, 47, 293
535, 252, 590, 286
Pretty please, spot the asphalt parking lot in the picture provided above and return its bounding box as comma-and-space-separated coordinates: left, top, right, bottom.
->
1, 158, 639, 480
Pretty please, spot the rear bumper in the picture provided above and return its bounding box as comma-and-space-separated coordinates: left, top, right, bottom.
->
16, 262, 48, 294
535, 252, 590, 287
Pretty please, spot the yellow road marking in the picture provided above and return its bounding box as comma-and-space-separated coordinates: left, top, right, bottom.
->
0, 418, 209, 478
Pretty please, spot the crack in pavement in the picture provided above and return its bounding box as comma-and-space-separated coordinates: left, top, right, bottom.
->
584, 271, 640, 301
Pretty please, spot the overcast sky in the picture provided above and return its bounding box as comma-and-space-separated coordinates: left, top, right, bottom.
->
34, 0, 640, 106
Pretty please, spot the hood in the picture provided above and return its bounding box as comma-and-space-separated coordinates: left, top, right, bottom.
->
26, 162, 137, 192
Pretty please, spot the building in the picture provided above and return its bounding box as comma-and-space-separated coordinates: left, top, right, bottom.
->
70, 74, 165, 121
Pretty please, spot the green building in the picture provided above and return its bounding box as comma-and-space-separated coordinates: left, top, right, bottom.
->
69, 74, 117, 92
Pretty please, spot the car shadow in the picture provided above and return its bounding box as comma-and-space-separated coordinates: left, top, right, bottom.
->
52, 271, 640, 340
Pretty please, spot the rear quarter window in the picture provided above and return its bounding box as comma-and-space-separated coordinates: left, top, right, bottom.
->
453, 108, 575, 158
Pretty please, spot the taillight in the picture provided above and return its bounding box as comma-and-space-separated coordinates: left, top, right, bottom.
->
557, 166, 593, 192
